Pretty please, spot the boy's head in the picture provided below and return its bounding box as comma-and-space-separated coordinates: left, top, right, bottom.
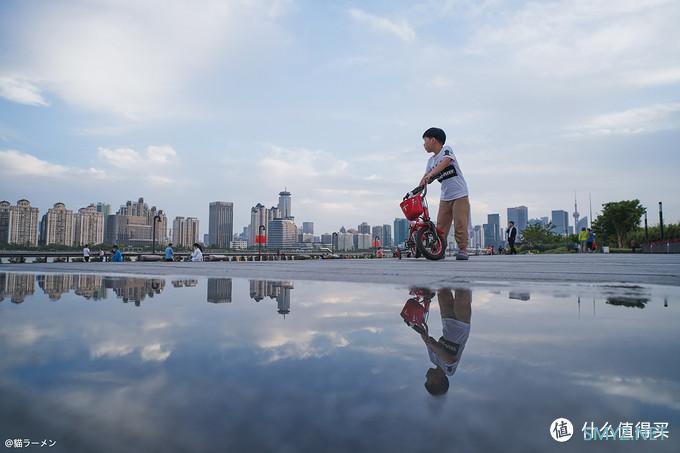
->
168, 243, 173, 247
422, 127, 446, 153
425, 367, 449, 395
509, 221, 515, 226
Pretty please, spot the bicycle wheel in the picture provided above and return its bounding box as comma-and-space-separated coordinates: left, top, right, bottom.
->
415, 226, 446, 260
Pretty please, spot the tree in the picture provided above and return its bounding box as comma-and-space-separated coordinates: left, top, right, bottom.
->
592, 200, 645, 248
521, 223, 560, 250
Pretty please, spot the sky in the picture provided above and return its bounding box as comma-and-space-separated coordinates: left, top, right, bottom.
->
1, 0, 679, 235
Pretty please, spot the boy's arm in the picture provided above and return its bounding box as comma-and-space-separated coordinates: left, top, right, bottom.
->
420, 156, 452, 186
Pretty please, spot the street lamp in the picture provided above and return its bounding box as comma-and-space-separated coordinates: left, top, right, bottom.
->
152, 210, 163, 254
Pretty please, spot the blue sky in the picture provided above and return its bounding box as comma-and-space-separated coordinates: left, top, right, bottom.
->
1, 0, 679, 235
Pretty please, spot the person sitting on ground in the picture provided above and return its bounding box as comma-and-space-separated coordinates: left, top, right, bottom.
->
191, 243, 203, 262
111, 245, 123, 262
164, 243, 174, 262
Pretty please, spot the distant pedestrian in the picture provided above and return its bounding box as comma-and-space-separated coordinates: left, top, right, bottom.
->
587, 228, 595, 252
191, 243, 203, 262
506, 221, 517, 255
164, 243, 174, 262
99, 249, 105, 262
111, 245, 123, 262
82, 244, 91, 262
579, 227, 588, 253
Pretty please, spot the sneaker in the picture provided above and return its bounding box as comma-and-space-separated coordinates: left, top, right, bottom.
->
455, 250, 469, 261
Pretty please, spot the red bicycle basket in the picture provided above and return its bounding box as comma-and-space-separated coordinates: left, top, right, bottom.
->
400, 195, 424, 221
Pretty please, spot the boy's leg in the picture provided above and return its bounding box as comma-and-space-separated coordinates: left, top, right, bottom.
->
452, 196, 470, 251
436, 200, 455, 238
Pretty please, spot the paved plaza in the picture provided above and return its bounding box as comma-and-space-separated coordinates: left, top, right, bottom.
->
2, 253, 678, 287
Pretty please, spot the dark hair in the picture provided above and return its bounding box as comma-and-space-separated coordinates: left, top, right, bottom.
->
423, 127, 446, 145
509, 221, 515, 225
192, 243, 203, 252
425, 368, 449, 395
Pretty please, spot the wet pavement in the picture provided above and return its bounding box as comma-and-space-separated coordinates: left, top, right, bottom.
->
1, 272, 678, 452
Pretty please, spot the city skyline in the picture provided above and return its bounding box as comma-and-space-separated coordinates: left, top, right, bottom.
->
0, 1, 678, 234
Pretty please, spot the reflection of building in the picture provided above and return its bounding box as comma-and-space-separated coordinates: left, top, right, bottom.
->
35, 274, 107, 301
207, 278, 232, 303
37, 274, 74, 300
509, 291, 531, 301
249, 280, 293, 317
1, 273, 36, 304
106, 277, 165, 306
171, 279, 198, 288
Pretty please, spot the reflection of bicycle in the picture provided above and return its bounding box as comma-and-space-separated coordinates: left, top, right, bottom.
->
400, 184, 446, 260
400, 288, 435, 335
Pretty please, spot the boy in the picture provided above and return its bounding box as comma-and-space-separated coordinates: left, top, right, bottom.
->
419, 127, 470, 260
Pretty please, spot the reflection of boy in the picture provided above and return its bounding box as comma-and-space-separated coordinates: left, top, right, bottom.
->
423, 288, 471, 395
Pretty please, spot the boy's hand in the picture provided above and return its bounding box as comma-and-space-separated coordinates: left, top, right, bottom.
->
419, 175, 430, 187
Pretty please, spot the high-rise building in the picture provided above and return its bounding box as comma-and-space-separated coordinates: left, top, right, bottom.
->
321, 233, 333, 246
382, 224, 392, 247
95, 202, 111, 239
6, 199, 39, 246
356, 233, 371, 250
551, 210, 570, 236
371, 225, 383, 245
267, 218, 297, 249
394, 218, 409, 247
249, 203, 269, 247
105, 198, 167, 246
173, 216, 200, 247
507, 206, 529, 233
75, 204, 104, 246
358, 222, 371, 235
483, 213, 501, 248
471, 225, 483, 249
41, 202, 75, 246
338, 232, 354, 251
0, 201, 10, 244
302, 222, 314, 234
576, 216, 588, 233
208, 201, 234, 248
278, 189, 291, 219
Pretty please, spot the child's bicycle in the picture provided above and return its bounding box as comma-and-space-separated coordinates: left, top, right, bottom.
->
400, 184, 447, 260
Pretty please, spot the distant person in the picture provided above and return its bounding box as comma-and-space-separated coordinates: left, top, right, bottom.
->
82, 244, 91, 262
579, 227, 588, 253
422, 288, 472, 395
111, 245, 123, 262
506, 221, 518, 255
164, 243, 174, 262
419, 127, 470, 261
587, 228, 595, 252
191, 243, 203, 262
99, 249, 105, 262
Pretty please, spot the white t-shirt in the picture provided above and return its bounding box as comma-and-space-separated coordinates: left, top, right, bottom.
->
426, 145, 469, 201
426, 317, 470, 376
82, 247, 90, 257
191, 249, 203, 262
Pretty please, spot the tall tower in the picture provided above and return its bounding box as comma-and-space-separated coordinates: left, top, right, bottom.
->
573, 193, 580, 233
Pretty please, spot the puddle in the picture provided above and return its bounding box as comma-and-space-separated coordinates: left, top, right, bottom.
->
1, 272, 678, 452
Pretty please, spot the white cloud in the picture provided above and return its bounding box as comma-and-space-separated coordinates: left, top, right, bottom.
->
626, 67, 680, 86
97, 145, 178, 169
0, 0, 291, 118
259, 144, 349, 179
567, 103, 680, 136
0, 149, 104, 178
0, 76, 49, 106
349, 8, 416, 42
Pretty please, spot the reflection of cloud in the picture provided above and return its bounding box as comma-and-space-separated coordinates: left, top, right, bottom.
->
570, 373, 680, 411
90, 342, 172, 362
258, 331, 350, 363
